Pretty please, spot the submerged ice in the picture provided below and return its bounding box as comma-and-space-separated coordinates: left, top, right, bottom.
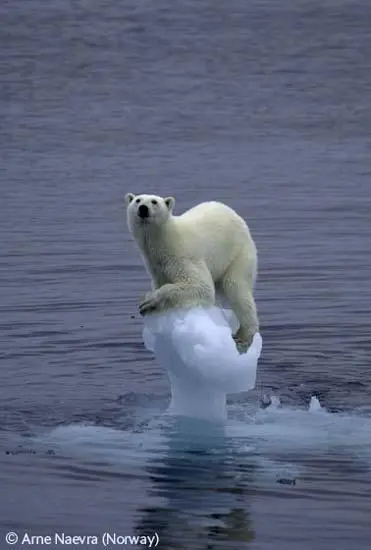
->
26, 307, 371, 484
143, 307, 263, 422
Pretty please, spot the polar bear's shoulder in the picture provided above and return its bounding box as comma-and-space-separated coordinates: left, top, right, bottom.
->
180, 201, 232, 215
175, 201, 247, 236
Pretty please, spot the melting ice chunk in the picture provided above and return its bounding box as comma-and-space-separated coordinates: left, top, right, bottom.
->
143, 307, 262, 422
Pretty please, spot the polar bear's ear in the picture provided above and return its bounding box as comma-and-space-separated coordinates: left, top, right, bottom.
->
164, 196, 175, 212
125, 193, 135, 205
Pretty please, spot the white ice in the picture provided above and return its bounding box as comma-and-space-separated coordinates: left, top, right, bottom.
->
143, 307, 263, 422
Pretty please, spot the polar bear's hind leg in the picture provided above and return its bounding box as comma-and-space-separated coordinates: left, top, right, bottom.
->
220, 256, 259, 349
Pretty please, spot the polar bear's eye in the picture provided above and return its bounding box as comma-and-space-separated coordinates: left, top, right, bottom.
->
135, 198, 141, 204
151, 200, 158, 205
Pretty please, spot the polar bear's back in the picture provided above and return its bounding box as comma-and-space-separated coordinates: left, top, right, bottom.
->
174, 201, 255, 280
177, 201, 250, 242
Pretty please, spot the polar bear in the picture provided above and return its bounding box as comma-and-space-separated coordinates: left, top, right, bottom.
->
125, 193, 259, 349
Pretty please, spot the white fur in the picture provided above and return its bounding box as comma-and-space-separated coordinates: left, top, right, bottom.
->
125, 193, 259, 346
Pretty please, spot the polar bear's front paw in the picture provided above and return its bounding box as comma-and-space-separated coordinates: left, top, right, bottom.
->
139, 291, 161, 316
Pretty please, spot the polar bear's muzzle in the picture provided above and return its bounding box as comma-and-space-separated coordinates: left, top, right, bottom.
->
138, 204, 150, 219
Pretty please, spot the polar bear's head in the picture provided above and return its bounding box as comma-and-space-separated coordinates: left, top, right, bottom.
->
125, 193, 175, 230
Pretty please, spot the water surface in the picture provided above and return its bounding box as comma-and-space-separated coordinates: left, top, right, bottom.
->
1, 1, 371, 548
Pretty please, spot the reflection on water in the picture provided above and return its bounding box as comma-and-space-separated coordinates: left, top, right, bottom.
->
136, 417, 255, 549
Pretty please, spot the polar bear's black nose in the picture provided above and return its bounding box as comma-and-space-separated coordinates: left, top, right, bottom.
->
138, 204, 149, 218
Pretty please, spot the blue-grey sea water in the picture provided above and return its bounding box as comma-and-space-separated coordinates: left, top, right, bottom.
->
1, 1, 371, 549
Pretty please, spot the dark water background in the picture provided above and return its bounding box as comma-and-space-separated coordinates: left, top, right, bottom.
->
1, 1, 371, 548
